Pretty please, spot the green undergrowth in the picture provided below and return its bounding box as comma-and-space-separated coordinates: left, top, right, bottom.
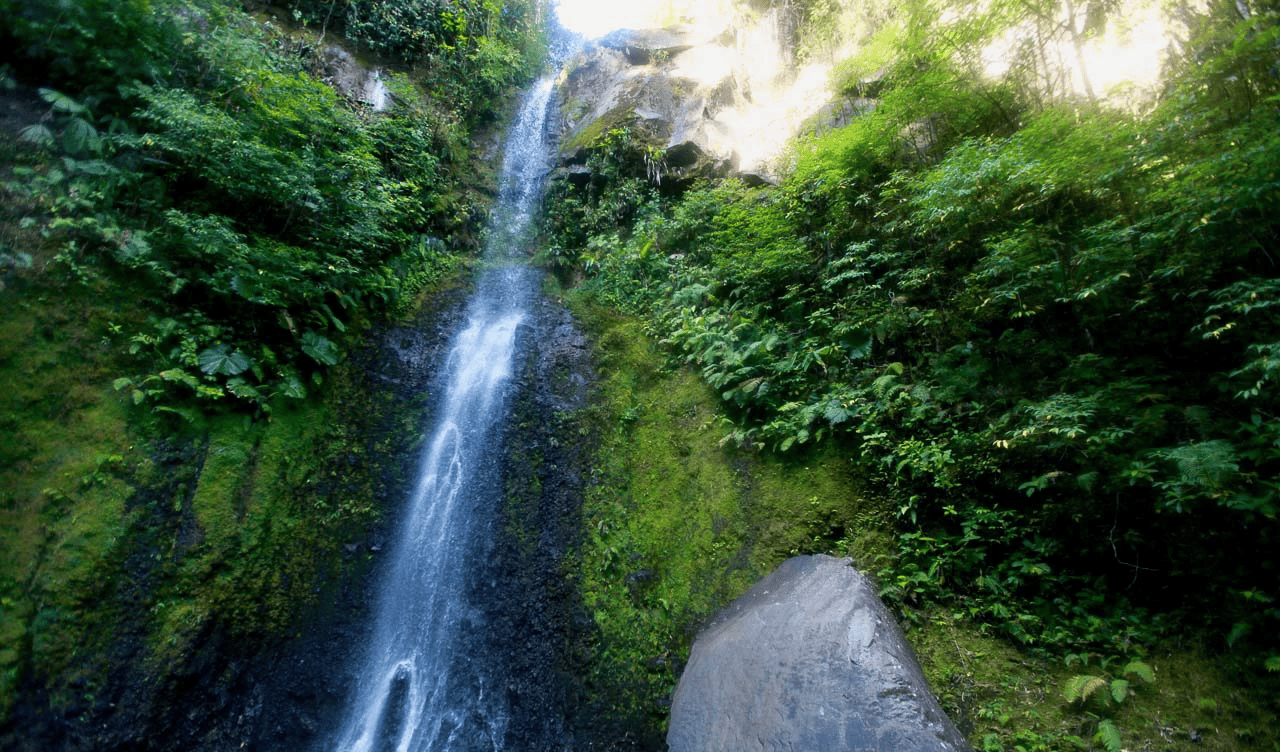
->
544, 1, 1280, 744
0, 243, 418, 722
0, 143, 468, 730
565, 293, 1280, 750
567, 296, 891, 738
911, 612, 1279, 752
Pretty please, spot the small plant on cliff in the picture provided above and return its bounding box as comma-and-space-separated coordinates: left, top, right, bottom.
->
1063, 654, 1155, 752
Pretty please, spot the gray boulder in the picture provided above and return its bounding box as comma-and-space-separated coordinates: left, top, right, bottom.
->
667, 555, 972, 752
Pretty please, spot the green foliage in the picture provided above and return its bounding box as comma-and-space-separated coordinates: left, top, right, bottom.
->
567, 302, 878, 739
1063, 655, 1154, 706
1, 0, 540, 418
542, 0, 1280, 717
1093, 719, 1121, 752
1061, 655, 1155, 752
283, 0, 545, 120
0, 0, 543, 725
0, 0, 188, 95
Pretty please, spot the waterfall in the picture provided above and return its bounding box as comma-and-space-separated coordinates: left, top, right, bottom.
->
330, 75, 556, 752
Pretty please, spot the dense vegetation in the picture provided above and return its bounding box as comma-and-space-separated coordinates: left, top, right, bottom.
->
4, 0, 1279, 747
0, 0, 544, 734
544, 0, 1280, 746
2, 0, 544, 417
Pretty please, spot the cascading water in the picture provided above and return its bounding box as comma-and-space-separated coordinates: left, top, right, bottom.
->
330, 74, 557, 752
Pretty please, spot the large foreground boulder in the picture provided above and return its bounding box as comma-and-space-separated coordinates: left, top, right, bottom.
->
668, 555, 971, 752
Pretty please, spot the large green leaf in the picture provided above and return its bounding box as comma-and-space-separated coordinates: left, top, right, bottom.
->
300, 331, 341, 366
39, 88, 87, 115
279, 372, 307, 399
62, 117, 102, 156
226, 377, 263, 402
842, 329, 874, 360
198, 345, 251, 376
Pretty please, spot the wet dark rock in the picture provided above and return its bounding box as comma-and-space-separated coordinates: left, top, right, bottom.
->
668, 554, 972, 752
0, 273, 599, 751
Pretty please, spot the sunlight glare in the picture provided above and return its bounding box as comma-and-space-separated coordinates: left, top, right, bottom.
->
1083, 11, 1168, 96
983, 6, 1171, 102
554, 0, 671, 38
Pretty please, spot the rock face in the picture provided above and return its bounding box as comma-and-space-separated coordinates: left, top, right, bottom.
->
312, 45, 389, 110
554, 24, 736, 185
553, 10, 851, 186
668, 555, 972, 752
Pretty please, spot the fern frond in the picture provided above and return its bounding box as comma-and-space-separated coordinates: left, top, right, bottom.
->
1063, 674, 1087, 702
1082, 676, 1107, 702
1064, 674, 1106, 703
1110, 678, 1129, 704
1094, 719, 1122, 752
1123, 660, 1155, 684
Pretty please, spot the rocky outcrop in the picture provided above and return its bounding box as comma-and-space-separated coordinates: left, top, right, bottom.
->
668, 554, 972, 752
554, 24, 736, 185
553, 9, 847, 187
311, 46, 389, 110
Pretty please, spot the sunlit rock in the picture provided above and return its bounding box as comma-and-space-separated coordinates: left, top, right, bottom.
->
552, 8, 845, 186
314, 46, 389, 111
668, 555, 972, 752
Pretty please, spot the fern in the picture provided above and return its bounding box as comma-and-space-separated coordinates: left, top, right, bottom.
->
1110, 678, 1129, 703
1094, 719, 1122, 752
1122, 660, 1155, 684
1064, 674, 1107, 703
1164, 440, 1238, 491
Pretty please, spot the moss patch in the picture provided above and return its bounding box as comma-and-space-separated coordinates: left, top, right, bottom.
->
567, 297, 876, 737
0, 275, 142, 718
886, 609, 1279, 752
561, 104, 646, 156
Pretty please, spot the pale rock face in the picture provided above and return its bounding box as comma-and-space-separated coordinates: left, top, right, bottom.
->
314, 46, 388, 111
553, 10, 848, 185
667, 555, 973, 752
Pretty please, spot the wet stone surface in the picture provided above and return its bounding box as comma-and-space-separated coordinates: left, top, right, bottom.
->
0, 281, 597, 752
668, 555, 973, 752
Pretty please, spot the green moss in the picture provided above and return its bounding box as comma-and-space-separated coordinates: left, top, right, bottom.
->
569, 297, 869, 731
0, 248, 405, 721
152, 392, 385, 644
0, 277, 142, 718
561, 104, 642, 156
909, 612, 1280, 752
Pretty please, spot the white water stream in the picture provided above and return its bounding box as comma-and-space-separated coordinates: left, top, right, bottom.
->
330, 75, 556, 752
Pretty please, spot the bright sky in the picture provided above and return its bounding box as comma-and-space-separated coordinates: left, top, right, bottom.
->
554, 0, 670, 38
